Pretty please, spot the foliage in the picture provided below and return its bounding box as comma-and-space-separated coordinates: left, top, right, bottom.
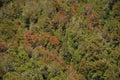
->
0, 0, 120, 80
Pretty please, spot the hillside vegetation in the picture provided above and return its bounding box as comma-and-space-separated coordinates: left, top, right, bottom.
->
0, 0, 120, 80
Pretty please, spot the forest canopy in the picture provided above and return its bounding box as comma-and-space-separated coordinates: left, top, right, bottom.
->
0, 0, 120, 80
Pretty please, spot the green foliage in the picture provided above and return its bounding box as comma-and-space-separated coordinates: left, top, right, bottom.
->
0, 0, 119, 80
112, 1, 120, 21
3, 72, 24, 80
0, 19, 17, 42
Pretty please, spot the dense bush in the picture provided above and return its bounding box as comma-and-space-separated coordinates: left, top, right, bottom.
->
0, 0, 120, 80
